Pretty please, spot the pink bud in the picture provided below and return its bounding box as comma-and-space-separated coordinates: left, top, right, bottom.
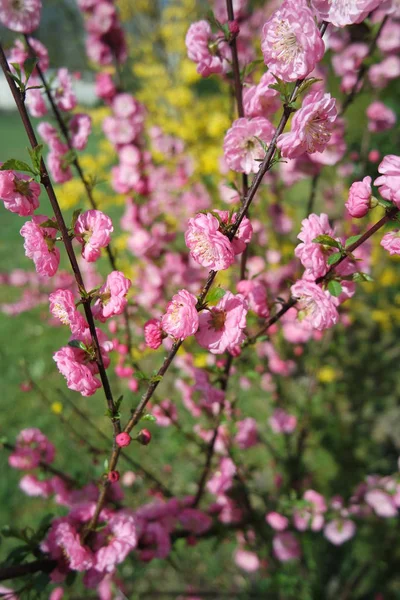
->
108, 470, 120, 482
128, 378, 139, 392
368, 149, 380, 163
116, 432, 131, 447
137, 429, 152, 446
228, 20, 240, 35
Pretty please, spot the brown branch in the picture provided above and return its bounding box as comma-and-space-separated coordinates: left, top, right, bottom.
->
0, 560, 56, 582
0, 41, 119, 434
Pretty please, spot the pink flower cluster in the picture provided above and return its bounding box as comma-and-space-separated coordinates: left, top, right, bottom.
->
185, 20, 230, 77
78, 0, 127, 66
92, 271, 131, 322
196, 291, 248, 354
8, 428, 55, 470
74, 209, 113, 263
20, 215, 60, 278
223, 117, 275, 174
0, 170, 40, 216
261, 0, 325, 82
0, 0, 42, 33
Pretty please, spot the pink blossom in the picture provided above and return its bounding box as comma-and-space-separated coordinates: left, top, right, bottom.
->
237, 279, 269, 317
223, 117, 276, 174
365, 489, 398, 517
295, 213, 335, 278
243, 71, 280, 118
19, 474, 52, 497
261, 1, 325, 82
0, 170, 40, 216
0, 0, 42, 33
293, 490, 327, 532
345, 177, 372, 218
42, 519, 93, 571
92, 271, 131, 322
161, 289, 199, 340
213, 210, 253, 255
74, 209, 113, 262
234, 549, 260, 572
55, 68, 77, 112
207, 457, 236, 496
86, 1, 116, 35
381, 231, 400, 255
277, 92, 337, 159
332, 43, 369, 92
185, 213, 235, 271
94, 512, 139, 573
95, 72, 116, 102
269, 408, 297, 434
69, 114, 92, 150
324, 519, 356, 545
377, 19, 400, 53
54, 345, 102, 396
25, 79, 48, 117
273, 532, 301, 562
49, 588, 64, 600
374, 154, 400, 207
234, 418, 258, 449
0, 585, 18, 600
152, 399, 178, 427
369, 55, 400, 88
266, 512, 289, 531
185, 20, 229, 77
9, 428, 55, 470
196, 291, 248, 354
102, 116, 137, 145
178, 508, 212, 534
311, 0, 381, 27
366, 101, 396, 133
291, 280, 339, 331
20, 215, 60, 277
49, 289, 87, 335
144, 319, 163, 349
138, 521, 171, 561
48, 143, 73, 184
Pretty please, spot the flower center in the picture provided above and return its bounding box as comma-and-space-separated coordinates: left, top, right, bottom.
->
12, 0, 23, 9
209, 309, 227, 331
273, 20, 301, 63
14, 177, 31, 197
53, 303, 70, 326
304, 113, 331, 152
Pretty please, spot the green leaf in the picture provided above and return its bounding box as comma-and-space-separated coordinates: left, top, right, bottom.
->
206, 287, 226, 305
327, 280, 343, 297
312, 235, 340, 249
104, 458, 109, 470
23, 57, 38, 83
39, 219, 59, 230
115, 395, 123, 411
10, 62, 21, 80
254, 135, 268, 153
141, 414, 157, 422
295, 77, 322, 98
135, 371, 149, 381
71, 208, 82, 229
28, 144, 43, 174
0, 158, 35, 175
68, 339, 87, 351
150, 374, 163, 383
327, 252, 342, 266
345, 234, 362, 248
353, 272, 374, 283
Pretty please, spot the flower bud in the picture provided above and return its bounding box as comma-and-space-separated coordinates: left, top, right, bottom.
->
108, 470, 120, 483
136, 429, 152, 446
116, 432, 131, 447
228, 20, 240, 35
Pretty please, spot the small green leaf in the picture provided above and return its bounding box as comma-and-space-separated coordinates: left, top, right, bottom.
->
10, 62, 21, 79
0, 158, 35, 175
206, 287, 226, 305
104, 459, 109, 470
28, 144, 43, 174
327, 280, 343, 297
254, 135, 268, 153
115, 395, 123, 411
312, 235, 340, 249
135, 371, 149, 381
327, 252, 342, 266
345, 234, 362, 248
150, 374, 163, 383
39, 219, 59, 230
141, 414, 157, 422
71, 208, 82, 229
68, 339, 87, 351
23, 57, 38, 83
353, 272, 374, 283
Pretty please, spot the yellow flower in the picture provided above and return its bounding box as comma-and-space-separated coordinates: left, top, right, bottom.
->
317, 366, 337, 384
51, 402, 63, 415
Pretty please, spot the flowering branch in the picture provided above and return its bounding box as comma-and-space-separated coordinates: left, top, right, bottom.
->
0, 42, 120, 432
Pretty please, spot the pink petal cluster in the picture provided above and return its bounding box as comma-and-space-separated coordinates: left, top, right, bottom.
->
74, 209, 113, 262
293, 490, 327, 531
311, 0, 382, 27
234, 417, 258, 449
94, 512, 139, 573
324, 519, 356, 545
207, 457, 236, 496
223, 117, 276, 174
161, 289, 199, 340
78, 0, 127, 66
243, 72, 280, 118
237, 279, 269, 318
185, 213, 234, 271
196, 291, 248, 354
0, 170, 40, 216
366, 101, 396, 133
269, 408, 297, 434
213, 210, 253, 255
345, 176, 372, 218
295, 213, 335, 278
92, 271, 131, 322
374, 154, 400, 207
144, 318, 163, 349
41, 518, 93, 571
185, 20, 230, 77
0, 0, 42, 33
261, 1, 325, 82
277, 92, 337, 159
266, 512, 289, 531
49, 289, 87, 335
273, 532, 301, 562
20, 215, 60, 277
54, 328, 111, 397
54, 68, 77, 112
103, 94, 145, 147
380, 231, 400, 255
8, 428, 55, 470
291, 280, 338, 331
365, 489, 398, 518
332, 43, 369, 93
69, 114, 92, 151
